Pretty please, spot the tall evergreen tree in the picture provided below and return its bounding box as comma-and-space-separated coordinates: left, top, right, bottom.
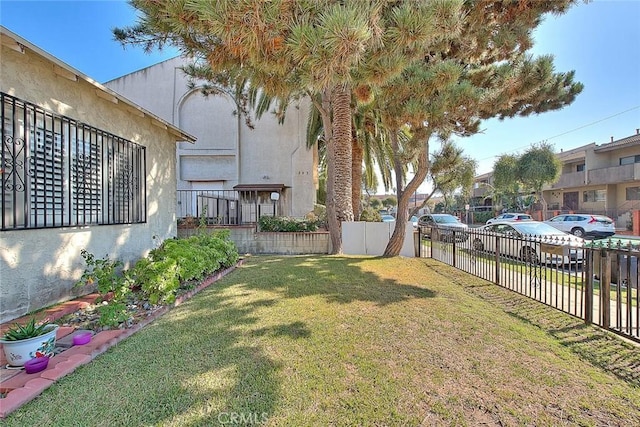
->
369, 2, 584, 255
115, 0, 465, 254
115, 0, 583, 256
493, 154, 523, 210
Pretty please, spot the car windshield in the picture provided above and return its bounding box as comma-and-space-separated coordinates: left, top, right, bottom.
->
512, 222, 566, 236
434, 215, 459, 224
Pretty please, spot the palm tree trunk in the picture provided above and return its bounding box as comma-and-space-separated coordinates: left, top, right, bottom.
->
352, 137, 363, 220
329, 84, 354, 253
319, 89, 341, 254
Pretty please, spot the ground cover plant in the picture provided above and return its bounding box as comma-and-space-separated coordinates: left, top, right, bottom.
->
5, 256, 639, 426
69, 231, 239, 329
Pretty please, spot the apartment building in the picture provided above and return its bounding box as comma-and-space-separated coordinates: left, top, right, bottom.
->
105, 57, 318, 222
472, 130, 640, 226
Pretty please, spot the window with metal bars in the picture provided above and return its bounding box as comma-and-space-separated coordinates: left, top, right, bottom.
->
1, 92, 146, 230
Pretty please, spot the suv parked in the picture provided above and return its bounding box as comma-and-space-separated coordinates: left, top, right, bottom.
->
544, 214, 615, 238
486, 213, 533, 225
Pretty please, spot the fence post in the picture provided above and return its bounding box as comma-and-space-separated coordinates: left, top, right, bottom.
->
600, 249, 611, 328
452, 231, 457, 268
494, 236, 501, 285
584, 247, 593, 324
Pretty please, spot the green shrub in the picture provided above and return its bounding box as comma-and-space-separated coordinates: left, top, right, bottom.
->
359, 207, 382, 222
307, 204, 327, 229
258, 215, 320, 232
76, 232, 239, 320
126, 257, 180, 305
75, 250, 131, 327
471, 211, 495, 224
75, 250, 129, 301
127, 231, 239, 304
96, 302, 129, 328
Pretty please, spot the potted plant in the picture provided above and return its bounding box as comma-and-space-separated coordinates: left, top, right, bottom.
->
0, 318, 59, 367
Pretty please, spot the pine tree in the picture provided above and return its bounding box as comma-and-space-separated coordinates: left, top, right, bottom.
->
115, 0, 583, 255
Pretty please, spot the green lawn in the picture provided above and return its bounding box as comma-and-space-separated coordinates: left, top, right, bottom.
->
5, 256, 640, 426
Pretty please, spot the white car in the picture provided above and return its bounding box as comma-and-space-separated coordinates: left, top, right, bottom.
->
470, 221, 584, 265
544, 214, 615, 239
486, 213, 533, 225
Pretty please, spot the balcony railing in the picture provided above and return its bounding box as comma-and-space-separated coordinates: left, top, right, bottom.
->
588, 164, 637, 185
176, 189, 278, 226
547, 171, 585, 189
472, 186, 490, 198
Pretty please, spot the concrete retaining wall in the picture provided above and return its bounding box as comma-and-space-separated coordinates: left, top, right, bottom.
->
178, 221, 416, 257
178, 226, 331, 255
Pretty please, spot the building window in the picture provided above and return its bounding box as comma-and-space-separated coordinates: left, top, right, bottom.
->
576, 163, 585, 172
582, 189, 606, 203
1, 92, 146, 230
619, 155, 640, 166
626, 187, 640, 201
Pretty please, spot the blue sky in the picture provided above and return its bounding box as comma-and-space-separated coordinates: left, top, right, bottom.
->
1, 0, 639, 183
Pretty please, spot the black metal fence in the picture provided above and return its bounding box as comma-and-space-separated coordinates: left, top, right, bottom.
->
176, 189, 279, 226
417, 226, 639, 343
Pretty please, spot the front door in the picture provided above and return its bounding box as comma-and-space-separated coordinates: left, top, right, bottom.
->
563, 191, 579, 211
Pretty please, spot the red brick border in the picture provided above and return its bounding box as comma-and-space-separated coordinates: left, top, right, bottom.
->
0, 261, 243, 418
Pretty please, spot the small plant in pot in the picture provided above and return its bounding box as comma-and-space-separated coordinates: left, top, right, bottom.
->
0, 318, 59, 367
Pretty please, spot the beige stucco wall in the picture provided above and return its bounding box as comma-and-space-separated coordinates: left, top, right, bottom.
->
589, 145, 640, 170
105, 57, 317, 218
0, 43, 180, 322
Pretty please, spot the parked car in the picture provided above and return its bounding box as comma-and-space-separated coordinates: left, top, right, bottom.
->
544, 214, 615, 238
381, 214, 396, 222
418, 214, 468, 241
587, 238, 639, 288
409, 215, 419, 228
486, 213, 533, 225
470, 220, 584, 265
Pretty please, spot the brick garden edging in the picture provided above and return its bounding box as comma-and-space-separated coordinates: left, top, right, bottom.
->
0, 260, 244, 419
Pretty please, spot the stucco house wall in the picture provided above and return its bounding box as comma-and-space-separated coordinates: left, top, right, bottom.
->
105, 57, 317, 218
0, 28, 195, 323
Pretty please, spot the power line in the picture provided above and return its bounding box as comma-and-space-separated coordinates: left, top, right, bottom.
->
476, 105, 640, 161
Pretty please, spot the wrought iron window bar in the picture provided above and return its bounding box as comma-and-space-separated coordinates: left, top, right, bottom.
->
1, 92, 146, 230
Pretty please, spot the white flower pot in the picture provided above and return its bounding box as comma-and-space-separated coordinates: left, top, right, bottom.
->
0, 324, 59, 367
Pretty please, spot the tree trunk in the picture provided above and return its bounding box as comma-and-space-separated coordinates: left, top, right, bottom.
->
352, 137, 363, 221
538, 189, 548, 221
319, 89, 341, 254
329, 84, 354, 254
384, 136, 430, 257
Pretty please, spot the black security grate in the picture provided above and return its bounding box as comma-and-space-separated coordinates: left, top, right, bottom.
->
1, 92, 146, 230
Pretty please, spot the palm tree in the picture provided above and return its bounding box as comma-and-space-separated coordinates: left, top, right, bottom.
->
305, 94, 395, 221
115, 0, 459, 254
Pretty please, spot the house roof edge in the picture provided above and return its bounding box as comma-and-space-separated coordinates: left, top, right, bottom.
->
0, 26, 196, 144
